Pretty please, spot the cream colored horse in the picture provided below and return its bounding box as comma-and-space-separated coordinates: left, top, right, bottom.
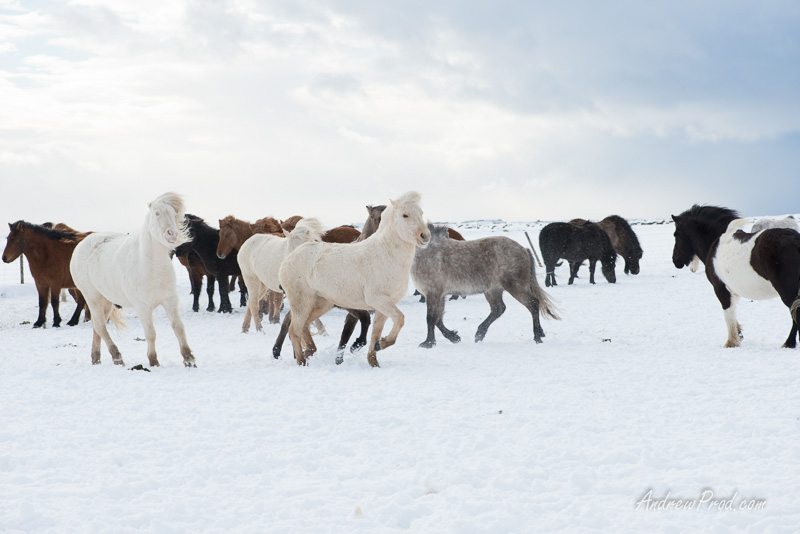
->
279, 191, 431, 367
69, 192, 196, 367
238, 218, 325, 333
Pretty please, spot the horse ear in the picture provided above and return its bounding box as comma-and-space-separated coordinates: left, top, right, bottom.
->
671, 215, 680, 224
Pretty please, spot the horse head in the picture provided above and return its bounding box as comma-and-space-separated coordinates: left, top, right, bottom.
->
286, 217, 325, 253
384, 192, 430, 248
626, 250, 643, 275
2, 221, 26, 263
147, 193, 190, 249
671, 214, 696, 269
600, 244, 617, 283
217, 216, 237, 259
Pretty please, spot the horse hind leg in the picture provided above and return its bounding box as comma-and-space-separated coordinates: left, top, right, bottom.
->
506, 281, 545, 343
475, 289, 506, 342
91, 300, 124, 365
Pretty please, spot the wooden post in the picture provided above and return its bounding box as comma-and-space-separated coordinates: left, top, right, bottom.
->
524, 231, 544, 268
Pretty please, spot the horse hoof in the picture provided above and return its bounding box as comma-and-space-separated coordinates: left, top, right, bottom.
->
446, 332, 461, 344
534, 337, 543, 344
272, 346, 281, 359
350, 340, 366, 353
419, 340, 436, 349
335, 354, 344, 365
374, 341, 382, 352
113, 359, 125, 366
33, 323, 44, 329
184, 361, 197, 368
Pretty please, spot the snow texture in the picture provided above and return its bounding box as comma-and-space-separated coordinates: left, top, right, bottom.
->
1, 219, 799, 533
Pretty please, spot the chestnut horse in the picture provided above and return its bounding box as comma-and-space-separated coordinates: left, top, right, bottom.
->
3, 221, 90, 328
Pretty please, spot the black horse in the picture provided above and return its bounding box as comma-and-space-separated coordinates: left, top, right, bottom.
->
672, 204, 800, 348
539, 222, 617, 287
175, 214, 244, 314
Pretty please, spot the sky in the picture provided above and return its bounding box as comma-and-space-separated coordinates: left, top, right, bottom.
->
1, 0, 799, 232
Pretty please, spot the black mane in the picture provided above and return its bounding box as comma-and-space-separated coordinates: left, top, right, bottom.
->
677, 205, 740, 234
12, 220, 78, 241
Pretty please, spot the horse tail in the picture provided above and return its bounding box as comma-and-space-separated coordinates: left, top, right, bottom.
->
528, 249, 560, 320
109, 305, 128, 333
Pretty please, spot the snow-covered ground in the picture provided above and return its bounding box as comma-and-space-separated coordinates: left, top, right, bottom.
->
1, 218, 799, 533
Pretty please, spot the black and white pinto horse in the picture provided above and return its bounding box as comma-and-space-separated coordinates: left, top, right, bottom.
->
672, 205, 800, 348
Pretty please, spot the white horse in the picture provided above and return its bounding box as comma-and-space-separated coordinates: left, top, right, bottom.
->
751, 215, 799, 233
238, 218, 325, 333
279, 191, 431, 367
69, 192, 197, 367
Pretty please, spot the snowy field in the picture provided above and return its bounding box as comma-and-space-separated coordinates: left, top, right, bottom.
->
1, 218, 799, 533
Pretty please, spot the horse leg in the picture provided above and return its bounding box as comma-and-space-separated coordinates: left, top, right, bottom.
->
588, 260, 597, 284
367, 297, 406, 355
241, 276, 264, 333
475, 289, 506, 342
774, 280, 800, 349
708, 270, 742, 347
162, 295, 197, 367
92, 300, 124, 365
136, 305, 160, 367
50, 287, 62, 327
367, 312, 389, 368
435, 299, 461, 344
268, 290, 282, 324
273, 310, 292, 359
568, 262, 579, 285
33, 282, 49, 328
217, 274, 232, 313
238, 277, 247, 307
206, 275, 216, 312
66, 291, 85, 327
506, 281, 545, 343
624, 258, 631, 275
419, 292, 442, 348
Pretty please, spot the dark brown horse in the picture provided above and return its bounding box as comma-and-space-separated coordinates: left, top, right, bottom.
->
571, 216, 643, 275
540, 221, 617, 286
3, 221, 90, 327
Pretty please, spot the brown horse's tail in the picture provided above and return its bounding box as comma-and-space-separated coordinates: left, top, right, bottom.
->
529, 250, 560, 320
109, 305, 128, 333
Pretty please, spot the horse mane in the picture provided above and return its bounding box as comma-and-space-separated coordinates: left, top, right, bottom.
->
184, 214, 217, 235
677, 205, 740, 235
11, 220, 78, 242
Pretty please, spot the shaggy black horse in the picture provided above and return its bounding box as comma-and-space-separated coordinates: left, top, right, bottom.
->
672, 205, 800, 348
175, 214, 244, 314
539, 222, 617, 287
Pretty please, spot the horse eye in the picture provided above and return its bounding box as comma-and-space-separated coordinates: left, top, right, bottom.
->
156, 211, 161, 216
403, 214, 409, 219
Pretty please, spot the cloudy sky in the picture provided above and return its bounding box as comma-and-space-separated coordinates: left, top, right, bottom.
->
1, 0, 798, 232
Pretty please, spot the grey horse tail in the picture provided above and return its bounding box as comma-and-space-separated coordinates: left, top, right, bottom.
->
528, 249, 560, 320
791, 288, 800, 325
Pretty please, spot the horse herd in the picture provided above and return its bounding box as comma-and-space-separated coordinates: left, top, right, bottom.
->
3, 192, 800, 368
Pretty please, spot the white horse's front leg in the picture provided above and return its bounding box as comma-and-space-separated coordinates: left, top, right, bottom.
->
367, 312, 389, 368
689, 255, 701, 273
136, 305, 159, 367
162, 295, 196, 367
723, 295, 742, 348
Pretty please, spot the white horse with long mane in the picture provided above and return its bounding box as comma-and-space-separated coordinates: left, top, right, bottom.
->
237, 218, 325, 333
279, 191, 431, 367
69, 192, 197, 367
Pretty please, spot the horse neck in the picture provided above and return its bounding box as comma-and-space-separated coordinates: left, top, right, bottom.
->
138, 221, 172, 261
232, 220, 255, 248
689, 222, 725, 264
372, 218, 417, 268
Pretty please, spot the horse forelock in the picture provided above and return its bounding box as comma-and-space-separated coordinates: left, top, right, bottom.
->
290, 217, 324, 241
392, 191, 422, 208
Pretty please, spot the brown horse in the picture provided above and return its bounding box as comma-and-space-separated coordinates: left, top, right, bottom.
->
280, 215, 304, 234
3, 221, 90, 327
570, 216, 643, 275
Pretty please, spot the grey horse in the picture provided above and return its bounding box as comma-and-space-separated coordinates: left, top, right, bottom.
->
411, 224, 560, 348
